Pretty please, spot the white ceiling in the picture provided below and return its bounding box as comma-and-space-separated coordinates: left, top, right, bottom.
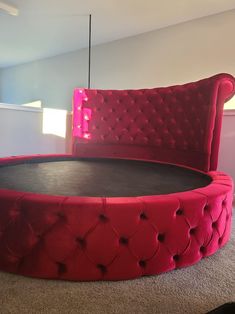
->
1, 0, 235, 68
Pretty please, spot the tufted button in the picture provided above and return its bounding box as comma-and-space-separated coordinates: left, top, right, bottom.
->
76, 237, 86, 249
9, 209, 20, 219
57, 262, 67, 275
212, 222, 217, 228
97, 264, 107, 274
218, 237, 223, 245
37, 234, 43, 241
57, 212, 65, 220
204, 204, 209, 211
226, 214, 230, 221
176, 209, 183, 216
99, 214, 109, 222
173, 255, 180, 262
158, 234, 165, 242
200, 246, 205, 253
189, 228, 196, 235
140, 212, 148, 220
155, 139, 162, 146
156, 118, 163, 125
222, 199, 227, 206
119, 237, 129, 245
6, 254, 20, 263
139, 260, 146, 268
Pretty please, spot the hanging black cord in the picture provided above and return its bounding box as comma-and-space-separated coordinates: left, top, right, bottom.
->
88, 14, 92, 89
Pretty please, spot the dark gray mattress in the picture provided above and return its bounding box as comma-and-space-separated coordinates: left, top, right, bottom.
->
0, 157, 211, 197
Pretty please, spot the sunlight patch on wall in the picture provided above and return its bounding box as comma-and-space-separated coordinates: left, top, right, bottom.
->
42, 108, 67, 138
224, 95, 235, 110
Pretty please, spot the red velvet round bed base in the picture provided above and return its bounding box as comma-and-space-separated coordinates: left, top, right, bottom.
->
0, 154, 233, 281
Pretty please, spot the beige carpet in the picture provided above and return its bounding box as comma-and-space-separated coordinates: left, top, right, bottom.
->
0, 216, 234, 314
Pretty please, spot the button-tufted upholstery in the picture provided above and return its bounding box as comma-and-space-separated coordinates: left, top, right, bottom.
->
0, 155, 233, 281
72, 73, 235, 171
0, 74, 234, 281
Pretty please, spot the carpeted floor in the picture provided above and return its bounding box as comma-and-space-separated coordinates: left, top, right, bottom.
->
0, 214, 234, 314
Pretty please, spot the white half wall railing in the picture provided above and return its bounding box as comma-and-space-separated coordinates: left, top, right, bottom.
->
0, 103, 72, 157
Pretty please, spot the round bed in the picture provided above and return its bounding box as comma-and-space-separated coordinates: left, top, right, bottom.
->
0, 73, 234, 281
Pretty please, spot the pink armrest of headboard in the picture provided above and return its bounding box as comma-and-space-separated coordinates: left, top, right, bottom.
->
72, 73, 235, 172
209, 74, 235, 170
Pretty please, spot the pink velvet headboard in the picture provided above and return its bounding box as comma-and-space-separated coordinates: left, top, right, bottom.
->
72, 73, 235, 172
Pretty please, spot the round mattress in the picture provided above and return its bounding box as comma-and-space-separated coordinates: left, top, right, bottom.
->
0, 156, 211, 197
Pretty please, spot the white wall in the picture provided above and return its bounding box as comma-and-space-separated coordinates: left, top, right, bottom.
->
92, 10, 235, 89
0, 9, 235, 109
0, 105, 71, 157
0, 49, 89, 110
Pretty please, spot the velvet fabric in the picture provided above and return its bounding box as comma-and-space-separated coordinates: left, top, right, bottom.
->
72, 73, 235, 171
0, 73, 234, 281
0, 155, 233, 281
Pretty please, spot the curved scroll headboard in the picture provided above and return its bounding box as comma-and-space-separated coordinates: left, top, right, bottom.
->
72, 73, 235, 172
